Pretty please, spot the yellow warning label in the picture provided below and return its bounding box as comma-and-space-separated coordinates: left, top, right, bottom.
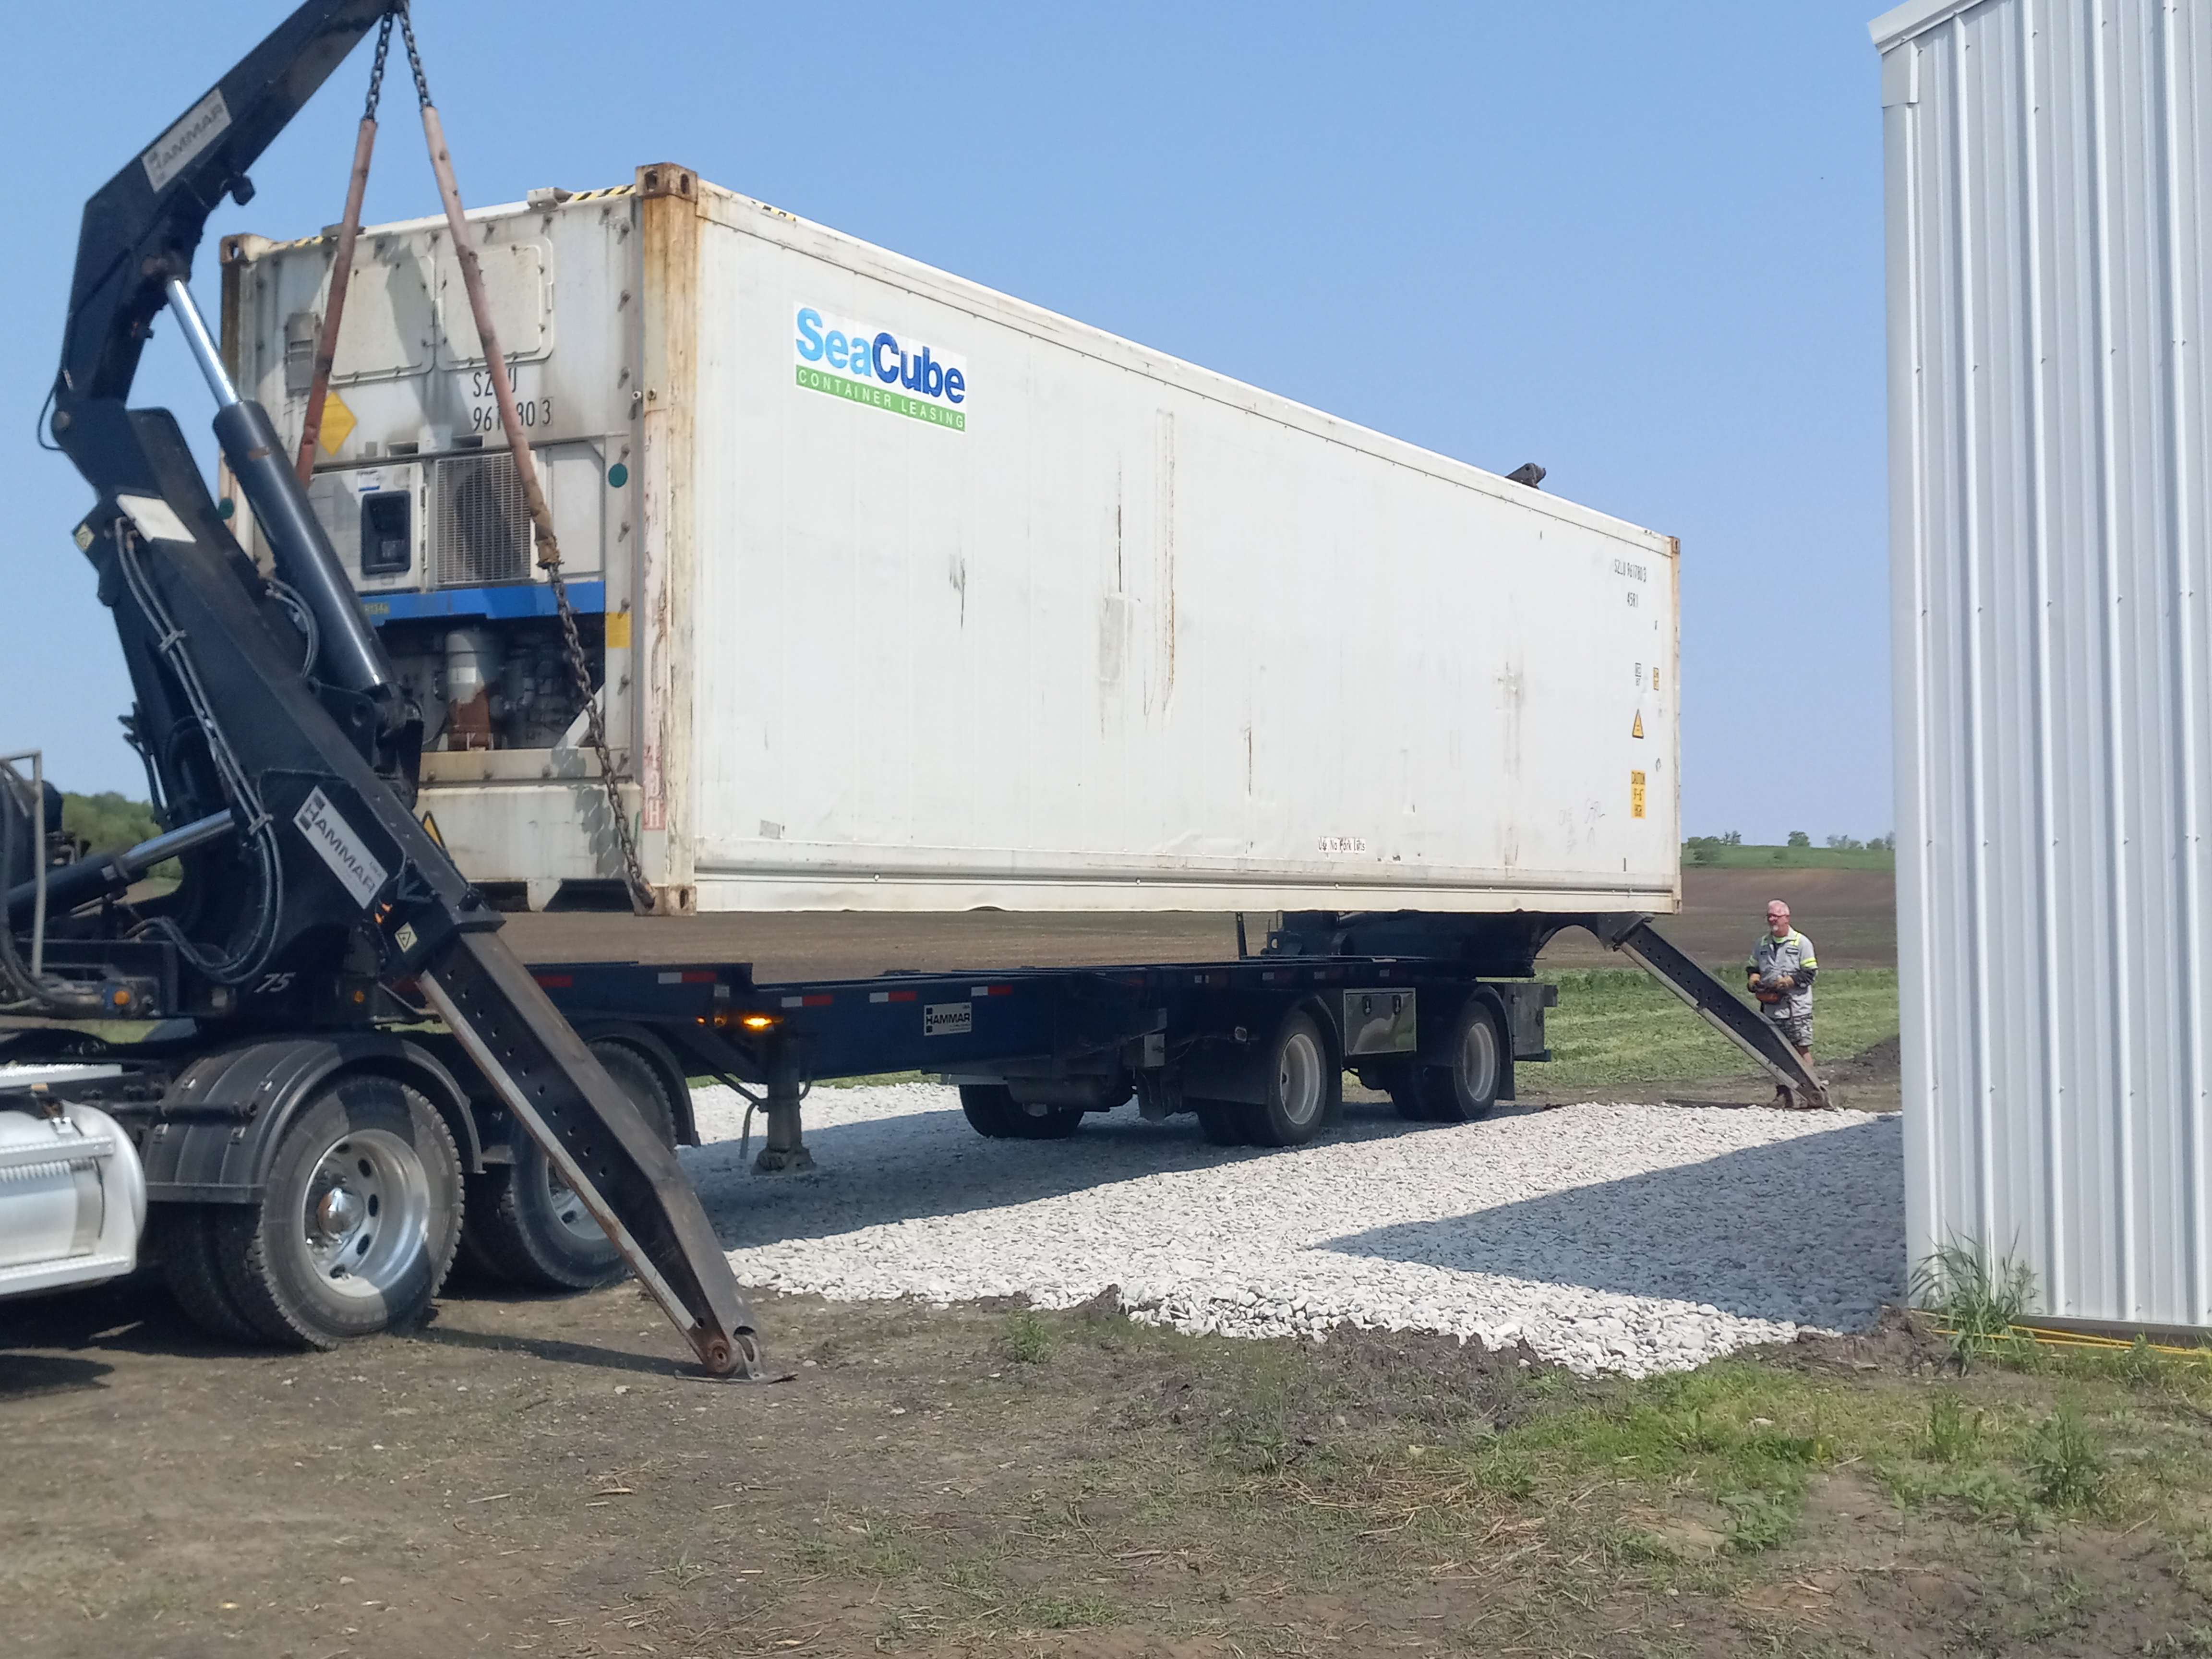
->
605, 610, 632, 649
318, 389, 357, 457
1652, 667, 1660, 690
1632, 710, 1645, 739
1630, 770, 1647, 818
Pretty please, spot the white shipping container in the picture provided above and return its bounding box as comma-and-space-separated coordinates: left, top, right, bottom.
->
1875, 0, 2212, 1330
222, 165, 1681, 916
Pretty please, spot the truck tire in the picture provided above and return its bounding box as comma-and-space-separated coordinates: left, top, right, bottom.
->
959, 1084, 1082, 1140
155, 1204, 263, 1345
1238, 1009, 1338, 1148
1191, 1099, 1249, 1146
1407, 999, 1505, 1124
1376, 1065, 1434, 1123
462, 1040, 677, 1291
208, 1074, 463, 1348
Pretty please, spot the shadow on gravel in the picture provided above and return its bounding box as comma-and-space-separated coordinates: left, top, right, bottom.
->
1320, 1117, 1905, 1328
680, 1097, 1483, 1250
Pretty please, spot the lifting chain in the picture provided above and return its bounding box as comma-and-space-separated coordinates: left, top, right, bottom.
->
395, 6, 655, 913
294, 15, 391, 483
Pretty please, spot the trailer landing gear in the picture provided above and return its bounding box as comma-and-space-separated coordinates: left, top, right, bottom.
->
753, 1043, 815, 1174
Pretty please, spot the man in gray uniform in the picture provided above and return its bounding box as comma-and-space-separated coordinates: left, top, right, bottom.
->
1747, 899, 1816, 1104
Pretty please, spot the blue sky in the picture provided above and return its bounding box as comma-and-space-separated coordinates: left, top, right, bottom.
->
0, 1, 1889, 843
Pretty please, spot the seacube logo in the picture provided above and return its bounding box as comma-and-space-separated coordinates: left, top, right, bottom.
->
793, 305, 969, 432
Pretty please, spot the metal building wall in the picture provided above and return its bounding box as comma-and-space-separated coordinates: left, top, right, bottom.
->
1875, 0, 2212, 1327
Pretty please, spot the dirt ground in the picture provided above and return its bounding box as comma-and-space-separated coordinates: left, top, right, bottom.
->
3, 875, 1951, 1656
502, 867, 1899, 980
1511, 1034, 1904, 1115
10, 1261, 2212, 1659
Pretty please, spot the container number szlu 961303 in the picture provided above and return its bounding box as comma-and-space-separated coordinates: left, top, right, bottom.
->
465, 367, 551, 432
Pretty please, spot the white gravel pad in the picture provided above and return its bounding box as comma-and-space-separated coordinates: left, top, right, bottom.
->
682, 1086, 1903, 1377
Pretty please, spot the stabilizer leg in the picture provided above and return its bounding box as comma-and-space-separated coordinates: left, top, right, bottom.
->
1593, 914, 1833, 1108
752, 1038, 814, 1174
419, 929, 758, 1374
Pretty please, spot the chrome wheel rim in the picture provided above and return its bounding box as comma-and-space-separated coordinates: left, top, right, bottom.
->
1276, 1028, 1325, 1126
539, 1160, 603, 1247
301, 1129, 431, 1300
1459, 1013, 1500, 1103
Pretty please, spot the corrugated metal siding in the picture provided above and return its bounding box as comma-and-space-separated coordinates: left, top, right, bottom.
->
1880, 0, 2212, 1325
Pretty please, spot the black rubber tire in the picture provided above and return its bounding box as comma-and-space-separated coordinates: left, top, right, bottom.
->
462, 1040, 677, 1291
1191, 1099, 1249, 1145
1378, 1064, 1440, 1123
959, 1083, 1082, 1140
959, 1083, 1020, 1137
1426, 998, 1506, 1123
1238, 1009, 1340, 1148
209, 1075, 463, 1349
155, 1204, 263, 1344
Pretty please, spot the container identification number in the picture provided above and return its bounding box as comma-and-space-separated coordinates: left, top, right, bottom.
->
468, 399, 553, 433
463, 367, 552, 433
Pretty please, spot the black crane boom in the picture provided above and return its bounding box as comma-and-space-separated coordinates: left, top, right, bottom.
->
29, 0, 759, 1377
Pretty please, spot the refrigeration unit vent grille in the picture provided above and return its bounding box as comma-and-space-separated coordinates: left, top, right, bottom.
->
431, 452, 531, 585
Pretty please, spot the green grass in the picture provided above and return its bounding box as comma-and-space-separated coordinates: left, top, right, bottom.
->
1003, 1310, 1058, 1365
648, 1298, 2212, 1655
2027, 1408, 2107, 1512
1531, 965, 1899, 1093
1683, 841, 1896, 870
1913, 1240, 2039, 1367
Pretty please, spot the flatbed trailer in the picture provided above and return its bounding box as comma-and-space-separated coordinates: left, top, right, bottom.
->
504, 906, 1826, 1167
3, 896, 1822, 1326
0, 1, 1833, 1369
523, 931, 1560, 1163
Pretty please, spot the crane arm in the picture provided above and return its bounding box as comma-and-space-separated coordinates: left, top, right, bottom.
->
31, 0, 761, 1378
56, 0, 391, 414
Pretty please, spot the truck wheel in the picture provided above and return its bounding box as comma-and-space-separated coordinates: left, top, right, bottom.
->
463, 1040, 676, 1291
1425, 999, 1505, 1123
1378, 1066, 1437, 1123
959, 1084, 1082, 1140
155, 1205, 263, 1344
210, 1075, 463, 1348
1191, 1099, 1249, 1145
1238, 1009, 1338, 1147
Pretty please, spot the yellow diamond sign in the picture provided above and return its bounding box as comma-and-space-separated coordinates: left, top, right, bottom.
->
317, 389, 357, 457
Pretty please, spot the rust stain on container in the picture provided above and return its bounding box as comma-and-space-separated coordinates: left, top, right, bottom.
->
636, 162, 701, 912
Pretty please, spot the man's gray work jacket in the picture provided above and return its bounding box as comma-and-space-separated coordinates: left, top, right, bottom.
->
1748, 930, 1817, 1023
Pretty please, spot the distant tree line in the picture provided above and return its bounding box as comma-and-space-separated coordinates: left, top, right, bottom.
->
1823, 833, 1896, 853
60, 792, 162, 855
1682, 830, 1896, 866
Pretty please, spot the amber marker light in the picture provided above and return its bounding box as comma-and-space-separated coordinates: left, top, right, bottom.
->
709, 1010, 780, 1031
